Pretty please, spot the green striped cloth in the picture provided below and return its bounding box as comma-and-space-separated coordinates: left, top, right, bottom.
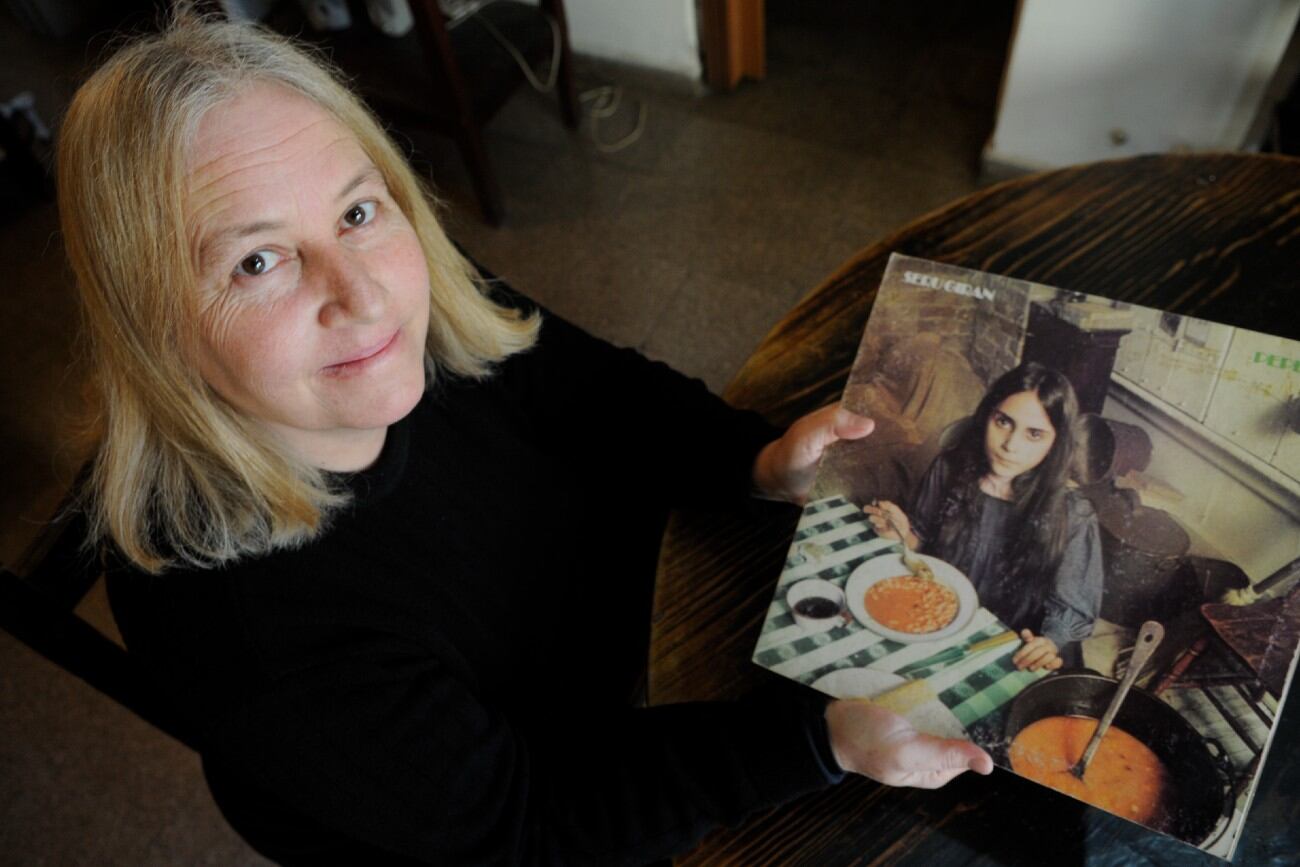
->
753, 495, 1046, 729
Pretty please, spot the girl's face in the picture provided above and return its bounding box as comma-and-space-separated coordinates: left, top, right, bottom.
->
185, 83, 431, 471
983, 390, 1056, 480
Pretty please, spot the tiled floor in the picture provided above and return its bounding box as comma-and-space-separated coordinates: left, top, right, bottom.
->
0, 1, 1014, 862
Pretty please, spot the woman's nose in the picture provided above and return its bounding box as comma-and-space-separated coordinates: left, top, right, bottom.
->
316, 248, 385, 327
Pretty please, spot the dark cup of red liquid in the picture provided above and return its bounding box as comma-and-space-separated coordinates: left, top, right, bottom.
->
786, 578, 848, 633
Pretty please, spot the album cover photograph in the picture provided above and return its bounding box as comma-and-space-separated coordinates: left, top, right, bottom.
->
753, 253, 1300, 859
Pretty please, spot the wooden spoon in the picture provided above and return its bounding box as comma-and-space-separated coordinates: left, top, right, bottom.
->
1070, 620, 1165, 780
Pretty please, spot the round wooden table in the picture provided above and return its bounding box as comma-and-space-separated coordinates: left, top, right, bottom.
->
650, 154, 1300, 866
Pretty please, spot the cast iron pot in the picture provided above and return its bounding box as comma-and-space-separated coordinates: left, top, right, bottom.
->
1001, 671, 1234, 847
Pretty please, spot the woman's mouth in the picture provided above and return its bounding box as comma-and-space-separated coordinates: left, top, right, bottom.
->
323, 330, 400, 377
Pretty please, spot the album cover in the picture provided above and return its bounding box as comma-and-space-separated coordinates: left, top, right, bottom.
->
753, 253, 1300, 858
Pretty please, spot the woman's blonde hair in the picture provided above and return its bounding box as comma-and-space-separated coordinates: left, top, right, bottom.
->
58, 11, 538, 574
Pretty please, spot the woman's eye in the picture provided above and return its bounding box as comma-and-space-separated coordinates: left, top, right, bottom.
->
1027, 429, 1042, 440
234, 249, 283, 278
994, 414, 1010, 428
342, 200, 377, 229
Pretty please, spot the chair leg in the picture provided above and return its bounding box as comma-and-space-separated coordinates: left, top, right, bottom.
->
541, 0, 579, 129
455, 125, 505, 226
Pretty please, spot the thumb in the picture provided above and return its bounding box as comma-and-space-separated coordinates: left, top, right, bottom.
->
792, 405, 853, 461
954, 742, 995, 775
832, 406, 875, 441
923, 736, 994, 774
1020, 628, 1034, 643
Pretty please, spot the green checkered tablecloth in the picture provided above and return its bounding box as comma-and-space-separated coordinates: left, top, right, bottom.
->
752, 495, 1047, 729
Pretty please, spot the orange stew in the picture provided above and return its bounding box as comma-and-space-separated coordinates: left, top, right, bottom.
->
864, 575, 958, 634
1009, 716, 1170, 827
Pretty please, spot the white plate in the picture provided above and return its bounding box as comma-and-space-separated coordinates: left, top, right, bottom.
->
810, 667, 907, 700
809, 667, 968, 739
845, 553, 978, 643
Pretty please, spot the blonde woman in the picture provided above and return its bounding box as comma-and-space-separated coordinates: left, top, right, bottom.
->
61, 13, 991, 865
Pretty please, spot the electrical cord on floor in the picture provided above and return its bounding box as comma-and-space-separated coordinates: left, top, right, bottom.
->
472, 7, 561, 93
460, 0, 646, 153
579, 84, 646, 154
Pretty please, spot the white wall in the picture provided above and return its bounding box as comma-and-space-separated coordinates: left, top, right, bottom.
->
987, 0, 1300, 170
534, 0, 702, 79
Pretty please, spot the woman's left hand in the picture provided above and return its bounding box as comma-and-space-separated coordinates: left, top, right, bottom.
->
826, 700, 993, 788
751, 403, 875, 504
1012, 629, 1064, 672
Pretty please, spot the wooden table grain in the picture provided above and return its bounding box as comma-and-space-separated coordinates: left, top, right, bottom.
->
650, 154, 1300, 866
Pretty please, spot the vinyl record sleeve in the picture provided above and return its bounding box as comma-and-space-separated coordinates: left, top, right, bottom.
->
753, 253, 1300, 859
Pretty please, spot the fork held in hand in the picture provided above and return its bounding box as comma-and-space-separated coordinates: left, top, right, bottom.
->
871, 500, 934, 581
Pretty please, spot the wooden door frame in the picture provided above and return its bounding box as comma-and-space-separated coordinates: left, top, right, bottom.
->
700, 0, 765, 91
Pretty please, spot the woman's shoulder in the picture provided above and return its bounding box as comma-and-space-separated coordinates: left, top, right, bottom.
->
103, 552, 261, 694
104, 533, 334, 650
106, 546, 263, 626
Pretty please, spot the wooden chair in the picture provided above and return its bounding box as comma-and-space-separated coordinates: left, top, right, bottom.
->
0, 491, 198, 752
273, 0, 580, 225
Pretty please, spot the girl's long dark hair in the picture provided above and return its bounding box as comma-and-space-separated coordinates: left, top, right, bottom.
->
931, 362, 1079, 621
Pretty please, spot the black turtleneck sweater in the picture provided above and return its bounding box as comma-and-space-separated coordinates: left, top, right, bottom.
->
105, 300, 841, 866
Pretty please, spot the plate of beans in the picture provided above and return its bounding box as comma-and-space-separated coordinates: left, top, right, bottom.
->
845, 554, 978, 643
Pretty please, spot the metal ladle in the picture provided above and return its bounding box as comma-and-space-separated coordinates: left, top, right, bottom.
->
1070, 620, 1165, 780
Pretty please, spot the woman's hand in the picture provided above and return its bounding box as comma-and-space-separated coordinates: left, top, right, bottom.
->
751, 403, 874, 504
1012, 629, 1063, 672
825, 701, 993, 788
861, 500, 919, 550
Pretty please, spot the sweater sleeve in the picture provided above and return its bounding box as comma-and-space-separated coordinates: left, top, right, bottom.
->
1039, 495, 1104, 648
488, 288, 782, 510
205, 638, 837, 866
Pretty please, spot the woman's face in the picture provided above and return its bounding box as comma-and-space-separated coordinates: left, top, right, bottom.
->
983, 389, 1056, 480
186, 83, 430, 470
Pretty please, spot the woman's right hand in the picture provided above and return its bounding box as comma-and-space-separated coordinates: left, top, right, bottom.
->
1012, 630, 1064, 672
825, 701, 993, 788
862, 500, 916, 548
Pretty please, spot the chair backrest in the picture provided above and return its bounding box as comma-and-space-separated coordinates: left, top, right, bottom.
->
0, 494, 198, 751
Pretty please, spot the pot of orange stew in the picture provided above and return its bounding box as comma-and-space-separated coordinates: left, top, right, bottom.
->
1002, 672, 1233, 846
